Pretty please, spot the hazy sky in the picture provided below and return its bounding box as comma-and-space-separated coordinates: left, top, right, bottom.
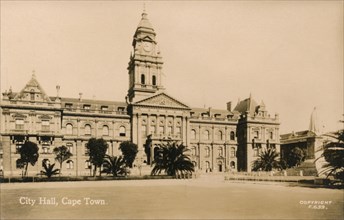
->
1, 1, 343, 134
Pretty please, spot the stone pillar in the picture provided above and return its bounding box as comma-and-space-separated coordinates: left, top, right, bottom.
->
186, 116, 190, 147
137, 114, 142, 159
95, 119, 98, 138
132, 114, 138, 145
182, 116, 187, 144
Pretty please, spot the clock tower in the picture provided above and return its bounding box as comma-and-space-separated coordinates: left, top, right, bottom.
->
127, 11, 165, 103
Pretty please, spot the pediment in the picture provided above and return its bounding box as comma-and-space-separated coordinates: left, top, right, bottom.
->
135, 93, 190, 109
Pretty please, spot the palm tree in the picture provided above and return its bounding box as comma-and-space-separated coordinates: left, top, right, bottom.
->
53, 145, 73, 176
252, 148, 281, 171
41, 163, 60, 178
317, 129, 344, 181
151, 142, 194, 176
101, 155, 128, 177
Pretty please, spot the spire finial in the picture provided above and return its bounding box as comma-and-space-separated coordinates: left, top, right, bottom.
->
32, 70, 36, 78
143, 2, 146, 13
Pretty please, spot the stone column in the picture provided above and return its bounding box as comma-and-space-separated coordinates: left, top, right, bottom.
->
182, 116, 187, 144
185, 116, 190, 147
132, 114, 138, 145
137, 114, 142, 159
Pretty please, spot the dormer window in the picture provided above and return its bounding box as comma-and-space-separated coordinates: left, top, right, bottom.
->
83, 105, 91, 111
101, 106, 108, 111
30, 89, 35, 101
65, 103, 73, 109
118, 107, 125, 112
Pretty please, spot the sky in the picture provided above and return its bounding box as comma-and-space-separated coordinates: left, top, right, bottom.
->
0, 1, 343, 134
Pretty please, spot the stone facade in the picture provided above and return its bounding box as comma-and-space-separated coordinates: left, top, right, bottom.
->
0, 11, 280, 177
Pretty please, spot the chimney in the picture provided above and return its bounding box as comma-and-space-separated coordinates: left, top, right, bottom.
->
227, 101, 232, 111
79, 92, 83, 101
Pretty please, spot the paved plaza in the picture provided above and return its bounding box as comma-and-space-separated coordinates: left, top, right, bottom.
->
1, 179, 343, 219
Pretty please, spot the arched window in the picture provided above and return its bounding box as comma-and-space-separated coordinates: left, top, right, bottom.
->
205, 147, 210, 157
119, 126, 126, 136
191, 129, 196, 140
230, 131, 235, 140
152, 75, 157, 86
84, 124, 91, 135
66, 160, 74, 169
66, 123, 73, 135
102, 125, 109, 136
141, 74, 145, 84
30, 89, 35, 101
270, 131, 274, 139
204, 130, 210, 140
205, 161, 210, 172
230, 147, 236, 157
230, 161, 236, 169
218, 161, 223, 172
217, 130, 223, 140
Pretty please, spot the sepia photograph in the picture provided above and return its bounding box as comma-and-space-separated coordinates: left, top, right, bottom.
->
0, 1, 343, 219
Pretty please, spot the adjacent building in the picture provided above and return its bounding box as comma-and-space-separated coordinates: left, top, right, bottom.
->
0, 11, 280, 177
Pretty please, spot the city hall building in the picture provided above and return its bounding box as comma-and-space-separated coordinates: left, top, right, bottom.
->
0, 12, 280, 177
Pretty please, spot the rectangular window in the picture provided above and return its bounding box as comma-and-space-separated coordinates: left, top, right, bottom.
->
141, 125, 147, 136
253, 130, 259, 139
167, 126, 173, 135
150, 126, 156, 135
15, 119, 24, 130
42, 145, 50, 154
159, 126, 164, 135
66, 143, 73, 154
42, 120, 50, 131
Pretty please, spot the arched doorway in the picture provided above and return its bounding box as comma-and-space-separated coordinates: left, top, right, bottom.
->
218, 161, 223, 172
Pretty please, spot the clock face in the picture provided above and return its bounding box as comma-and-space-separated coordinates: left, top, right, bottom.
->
143, 42, 152, 52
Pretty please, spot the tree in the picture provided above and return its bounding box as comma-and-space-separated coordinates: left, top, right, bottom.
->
151, 142, 194, 176
252, 148, 281, 172
53, 145, 73, 176
41, 163, 60, 178
101, 155, 128, 177
18, 141, 39, 177
317, 129, 344, 182
286, 147, 306, 168
119, 141, 138, 168
86, 138, 108, 177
